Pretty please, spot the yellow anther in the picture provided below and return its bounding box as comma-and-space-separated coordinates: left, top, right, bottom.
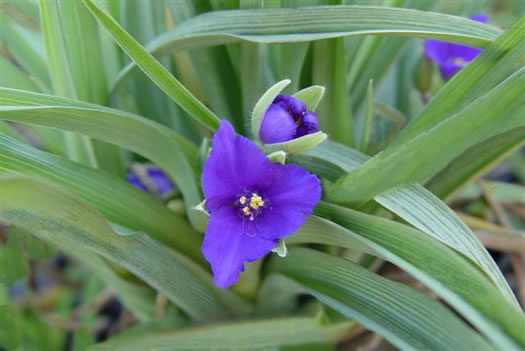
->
249, 194, 264, 210
239, 196, 247, 205
242, 206, 251, 216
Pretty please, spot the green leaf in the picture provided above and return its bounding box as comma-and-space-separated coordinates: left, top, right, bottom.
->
358, 79, 373, 152
329, 68, 525, 203
0, 228, 28, 286
0, 88, 206, 231
90, 317, 350, 351
291, 206, 525, 349
292, 140, 518, 306
313, 38, 353, 146
114, 5, 502, 88
396, 16, 525, 145
271, 248, 496, 351
39, 0, 98, 166
427, 127, 525, 201
82, 0, 220, 131
0, 176, 251, 321
0, 10, 51, 92
0, 133, 202, 260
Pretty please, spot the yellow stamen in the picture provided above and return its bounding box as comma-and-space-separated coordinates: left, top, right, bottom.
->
249, 194, 264, 210
242, 206, 251, 216
239, 196, 247, 205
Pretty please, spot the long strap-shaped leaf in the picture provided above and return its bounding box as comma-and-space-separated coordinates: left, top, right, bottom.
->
0, 176, 250, 321
292, 140, 519, 307
0, 134, 203, 262
271, 248, 497, 351
90, 317, 350, 351
0, 88, 208, 231
112, 5, 501, 90
427, 127, 525, 201
329, 21, 525, 204
81, 0, 220, 132
288, 215, 525, 350
328, 68, 525, 203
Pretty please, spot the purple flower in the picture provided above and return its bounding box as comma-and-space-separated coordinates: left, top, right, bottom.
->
424, 14, 488, 80
202, 120, 321, 288
259, 95, 319, 144
126, 167, 175, 196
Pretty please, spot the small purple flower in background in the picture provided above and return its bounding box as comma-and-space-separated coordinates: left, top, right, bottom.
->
424, 14, 488, 80
259, 94, 319, 144
126, 167, 175, 196
202, 120, 321, 288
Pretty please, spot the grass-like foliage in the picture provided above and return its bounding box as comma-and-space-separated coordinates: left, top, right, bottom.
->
0, 0, 524, 350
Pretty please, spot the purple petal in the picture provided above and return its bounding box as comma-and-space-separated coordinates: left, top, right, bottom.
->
295, 111, 319, 138
274, 95, 307, 117
423, 39, 452, 65
469, 14, 488, 23
147, 168, 175, 196
201, 206, 277, 288
203, 120, 273, 212
259, 104, 297, 144
255, 164, 321, 240
126, 173, 148, 192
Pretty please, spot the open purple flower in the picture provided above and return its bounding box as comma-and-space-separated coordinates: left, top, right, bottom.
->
259, 95, 319, 144
202, 120, 321, 288
126, 167, 175, 196
424, 14, 488, 80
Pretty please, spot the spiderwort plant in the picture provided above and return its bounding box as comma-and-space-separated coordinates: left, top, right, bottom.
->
424, 14, 488, 80
201, 120, 321, 288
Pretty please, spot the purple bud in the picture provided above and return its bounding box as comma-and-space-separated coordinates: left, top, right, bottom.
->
274, 95, 307, 116
259, 103, 297, 144
295, 111, 319, 138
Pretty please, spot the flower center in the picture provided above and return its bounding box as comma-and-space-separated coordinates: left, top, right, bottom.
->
236, 192, 266, 221
453, 57, 467, 66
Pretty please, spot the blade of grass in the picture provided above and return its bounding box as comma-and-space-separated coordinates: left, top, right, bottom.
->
0, 133, 202, 261
313, 37, 353, 146
0, 176, 251, 321
291, 140, 519, 306
0, 88, 206, 231
358, 79, 373, 152
427, 127, 525, 201
271, 248, 497, 351
329, 68, 525, 204
90, 317, 350, 351
82, 0, 220, 131
113, 5, 502, 90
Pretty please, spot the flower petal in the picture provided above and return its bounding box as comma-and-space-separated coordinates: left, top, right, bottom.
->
147, 167, 174, 196
202, 120, 273, 212
126, 173, 148, 192
295, 111, 319, 138
256, 164, 321, 240
274, 95, 307, 116
201, 206, 277, 288
259, 104, 297, 144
